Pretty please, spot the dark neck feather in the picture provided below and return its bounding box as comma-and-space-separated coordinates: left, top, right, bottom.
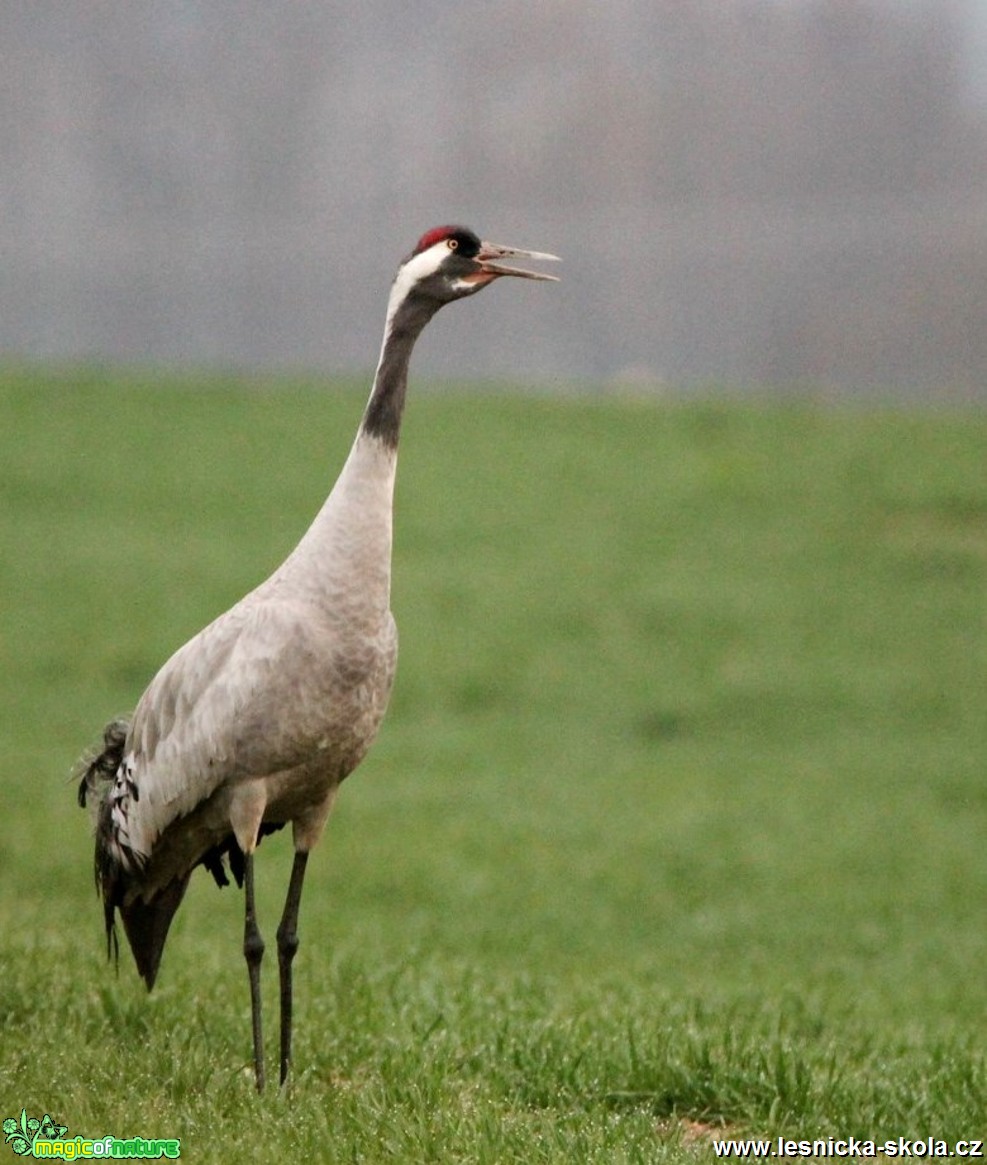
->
361, 292, 440, 449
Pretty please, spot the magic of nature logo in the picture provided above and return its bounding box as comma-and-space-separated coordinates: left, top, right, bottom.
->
2, 1111, 179, 1159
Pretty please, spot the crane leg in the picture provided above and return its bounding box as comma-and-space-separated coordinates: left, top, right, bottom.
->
276, 850, 309, 1087
243, 852, 266, 1093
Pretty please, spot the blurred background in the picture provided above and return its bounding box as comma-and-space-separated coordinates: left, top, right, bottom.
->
3, 0, 987, 397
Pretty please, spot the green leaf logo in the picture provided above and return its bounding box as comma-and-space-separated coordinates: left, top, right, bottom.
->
2, 1109, 68, 1157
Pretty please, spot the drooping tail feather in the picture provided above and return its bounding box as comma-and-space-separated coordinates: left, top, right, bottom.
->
77, 718, 129, 813
78, 718, 134, 968
77, 718, 131, 918
77, 717, 187, 989
78, 718, 260, 989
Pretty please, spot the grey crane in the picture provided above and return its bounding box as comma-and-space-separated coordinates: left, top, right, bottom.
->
78, 226, 559, 1091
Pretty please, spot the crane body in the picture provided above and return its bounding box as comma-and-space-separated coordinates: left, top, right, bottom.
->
78, 226, 558, 1090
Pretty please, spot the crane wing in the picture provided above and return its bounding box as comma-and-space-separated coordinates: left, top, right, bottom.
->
103, 602, 252, 868
100, 587, 395, 877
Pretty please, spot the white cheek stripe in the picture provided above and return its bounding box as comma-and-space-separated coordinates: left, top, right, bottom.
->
384, 243, 448, 329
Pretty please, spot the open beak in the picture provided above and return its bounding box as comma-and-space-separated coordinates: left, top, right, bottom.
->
473, 241, 561, 283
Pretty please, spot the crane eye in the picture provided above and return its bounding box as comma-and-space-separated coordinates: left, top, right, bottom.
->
446, 238, 459, 251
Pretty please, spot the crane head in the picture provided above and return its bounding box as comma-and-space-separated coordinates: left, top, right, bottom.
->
396, 225, 560, 305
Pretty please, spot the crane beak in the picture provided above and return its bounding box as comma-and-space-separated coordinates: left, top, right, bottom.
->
472, 241, 561, 284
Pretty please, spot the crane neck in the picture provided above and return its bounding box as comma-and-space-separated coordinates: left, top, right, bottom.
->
360, 283, 441, 450
271, 280, 440, 604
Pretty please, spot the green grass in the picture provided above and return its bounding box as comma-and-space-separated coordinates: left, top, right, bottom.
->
1, 365, 984, 1161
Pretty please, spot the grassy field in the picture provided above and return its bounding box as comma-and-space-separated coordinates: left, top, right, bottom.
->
0, 366, 984, 1162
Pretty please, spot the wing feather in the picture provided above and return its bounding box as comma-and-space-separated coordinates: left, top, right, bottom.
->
107, 591, 396, 868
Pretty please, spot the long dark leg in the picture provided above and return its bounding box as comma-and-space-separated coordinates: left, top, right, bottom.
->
276, 850, 309, 1087
243, 852, 266, 1093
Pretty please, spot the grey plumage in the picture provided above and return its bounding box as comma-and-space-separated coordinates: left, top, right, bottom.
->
77, 226, 558, 1090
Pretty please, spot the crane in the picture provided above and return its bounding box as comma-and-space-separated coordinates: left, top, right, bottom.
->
78, 226, 559, 1092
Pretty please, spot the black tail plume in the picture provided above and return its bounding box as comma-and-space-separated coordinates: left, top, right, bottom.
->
77, 718, 131, 936
77, 718, 129, 811
77, 719, 284, 989
77, 717, 238, 989
76, 718, 163, 981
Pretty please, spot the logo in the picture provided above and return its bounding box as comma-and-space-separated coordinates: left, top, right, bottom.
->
2, 1113, 67, 1158
2, 1112, 180, 1160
